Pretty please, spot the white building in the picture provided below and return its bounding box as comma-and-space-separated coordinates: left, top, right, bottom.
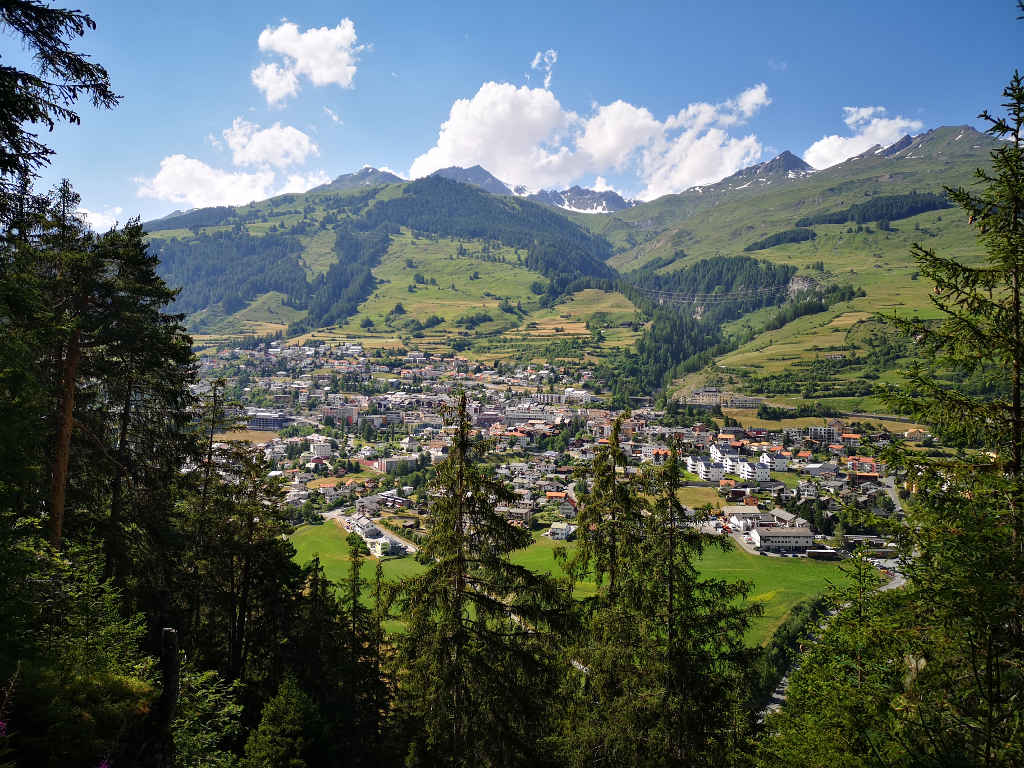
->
695, 460, 723, 482
310, 440, 333, 459
721, 454, 742, 474
737, 461, 770, 482
710, 443, 739, 465
759, 452, 789, 472
548, 521, 577, 540
807, 425, 840, 444
725, 505, 766, 532
750, 526, 814, 554
369, 538, 392, 557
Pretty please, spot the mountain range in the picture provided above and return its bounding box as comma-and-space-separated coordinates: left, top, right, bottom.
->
142, 123, 998, 389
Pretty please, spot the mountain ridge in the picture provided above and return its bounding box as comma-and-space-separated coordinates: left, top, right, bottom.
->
313, 166, 404, 192
139, 124, 999, 355
526, 185, 637, 213
428, 165, 512, 195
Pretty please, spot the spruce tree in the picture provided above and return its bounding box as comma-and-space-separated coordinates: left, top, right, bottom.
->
244, 676, 320, 768
638, 448, 759, 766
0, 1, 119, 198
876, 64, 1024, 767
557, 444, 758, 768
389, 392, 569, 766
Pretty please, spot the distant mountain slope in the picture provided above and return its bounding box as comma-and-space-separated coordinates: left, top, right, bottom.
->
567, 125, 999, 272
527, 185, 636, 213
428, 165, 512, 195
143, 171, 616, 335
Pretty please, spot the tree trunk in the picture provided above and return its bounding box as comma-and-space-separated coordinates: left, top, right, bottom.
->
105, 377, 133, 581
48, 327, 81, 548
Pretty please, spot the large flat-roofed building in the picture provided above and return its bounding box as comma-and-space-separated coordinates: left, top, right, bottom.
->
376, 454, 421, 473
750, 526, 814, 554
247, 410, 289, 430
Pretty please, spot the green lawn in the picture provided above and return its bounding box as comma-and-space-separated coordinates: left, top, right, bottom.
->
290, 519, 424, 585
291, 520, 846, 646
692, 544, 846, 645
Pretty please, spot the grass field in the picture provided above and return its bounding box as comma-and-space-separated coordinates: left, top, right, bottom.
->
297, 229, 339, 278
291, 519, 424, 584
186, 290, 307, 336
716, 408, 927, 434
181, 221, 642, 367
306, 469, 382, 489
676, 486, 723, 511
334, 231, 539, 335
289, 519, 845, 645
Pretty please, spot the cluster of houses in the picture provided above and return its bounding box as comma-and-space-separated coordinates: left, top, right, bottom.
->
197, 342, 919, 557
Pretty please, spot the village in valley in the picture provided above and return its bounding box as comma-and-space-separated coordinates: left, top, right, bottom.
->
206, 339, 914, 573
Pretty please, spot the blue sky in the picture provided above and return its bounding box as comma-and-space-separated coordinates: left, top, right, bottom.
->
22, 0, 1022, 227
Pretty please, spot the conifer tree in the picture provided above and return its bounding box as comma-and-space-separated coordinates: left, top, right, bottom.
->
567, 415, 643, 598
389, 392, 569, 767
557, 445, 758, 767
638, 448, 759, 766
875, 59, 1024, 767
765, 34, 1024, 766
0, 1, 119, 198
244, 675, 320, 768
758, 554, 906, 768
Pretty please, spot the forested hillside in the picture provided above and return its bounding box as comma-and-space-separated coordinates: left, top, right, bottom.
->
144, 175, 615, 335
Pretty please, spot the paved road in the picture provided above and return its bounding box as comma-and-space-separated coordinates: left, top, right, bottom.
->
730, 530, 760, 555
882, 476, 904, 514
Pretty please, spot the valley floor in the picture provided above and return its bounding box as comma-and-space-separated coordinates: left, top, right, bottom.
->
290, 517, 847, 646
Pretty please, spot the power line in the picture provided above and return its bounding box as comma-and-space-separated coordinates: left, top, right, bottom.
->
630, 284, 788, 304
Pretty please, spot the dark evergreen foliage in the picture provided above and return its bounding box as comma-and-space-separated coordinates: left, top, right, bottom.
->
603, 257, 796, 400
743, 227, 817, 252
359, 176, 616, 287
150, 230, 308, 314
762, 285, 865, 331
795, 191, 950, 227
147, 176, 618, 331
0, 1, 119, 197
298, 223, 394, 331
144, 206, 234, 232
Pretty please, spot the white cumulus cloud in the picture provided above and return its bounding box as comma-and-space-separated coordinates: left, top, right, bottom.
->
277, 170, 331, 194
530, 49, 558, 89
591, 176, 620, 194
252, 19, 365, 105
136, 155, 277, 208
222, 117, 318, 168
803, 106, 923, 169
576, 100, 662, 171
251, 62, 300, 105
77, 205, 124, 232
733, 82, 772, 119
409, 82, 579, 190
409, 80, 772, 200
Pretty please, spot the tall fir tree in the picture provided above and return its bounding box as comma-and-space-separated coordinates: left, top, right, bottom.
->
389, 393, 569, 767
556, 444, 758, 767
